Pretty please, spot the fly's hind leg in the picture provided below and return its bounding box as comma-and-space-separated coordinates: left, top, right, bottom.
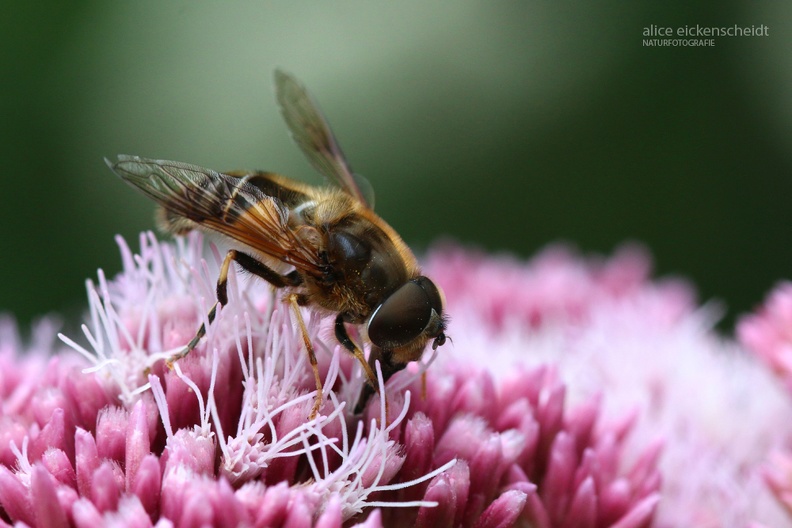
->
288, 293, 323, 420
167, 249, 302, 367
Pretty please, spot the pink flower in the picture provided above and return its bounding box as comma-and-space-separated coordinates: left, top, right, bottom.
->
0, 233, 789, 527
738, 281, 792, 388
425, 244, 792, 527
739, 282, 792, 520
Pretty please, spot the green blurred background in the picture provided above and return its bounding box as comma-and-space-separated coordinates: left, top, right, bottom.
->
2, 2, 791, 332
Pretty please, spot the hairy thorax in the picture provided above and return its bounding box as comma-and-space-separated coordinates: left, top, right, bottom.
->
294, 190, 419, 323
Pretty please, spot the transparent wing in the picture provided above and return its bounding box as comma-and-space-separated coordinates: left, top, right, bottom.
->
274, 69, 375, 209
107, 155, 322, 275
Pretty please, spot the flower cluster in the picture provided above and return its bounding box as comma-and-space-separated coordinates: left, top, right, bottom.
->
738, 282, 792, 518
425, 245, 792, 527
1, 233, 791, 527
738, 281, 792, 389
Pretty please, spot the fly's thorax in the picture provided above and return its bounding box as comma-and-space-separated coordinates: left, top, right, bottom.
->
324, 216, 413, 312
239, 171, 314, 210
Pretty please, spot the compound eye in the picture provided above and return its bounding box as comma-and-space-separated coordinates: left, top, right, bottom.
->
367, 277, 444, 348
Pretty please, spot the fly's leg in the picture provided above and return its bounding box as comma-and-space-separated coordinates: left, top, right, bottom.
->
336, 315, 397, 419
353, 346, 406, 416
167, 249, 301, 367
288, 293, 323, 420
334, 314, 379, 392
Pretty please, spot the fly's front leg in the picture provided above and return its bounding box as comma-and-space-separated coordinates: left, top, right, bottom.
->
335, 314, 379, 394
335, 314, 392, 417
288, 293, 323, 420
167, 249, 301, 367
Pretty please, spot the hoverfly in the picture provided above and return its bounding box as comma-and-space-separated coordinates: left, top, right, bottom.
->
107, 70, 447, 418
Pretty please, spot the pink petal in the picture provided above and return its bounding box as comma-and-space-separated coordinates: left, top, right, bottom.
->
560, 476, 596, 528
96, 407, 128, 464
41, 448, 76, 488
472, 489, 528, 528
282, 492, 312, 528
501, 465, 536, 496
416, 474, 456, 528
162, 430, 215, 477
252, 482, 290, 527
416, 460, 471, 528
522, 484, 551, 528
31, 368, 68, 426
91, 461, 124, 513
610, 494, 660, 528
627, 440, 663, 487
75, 428, 100, 498
214, 478, 248, 527
132, 454, 161, 517
314, 495, 343, 528
30, 464, 69, 528
351, 508, 383, 528
126, 399, 152, 490
72, 498, 104, 528
599, 478, 631, 524
264, 404, 312, 484
536, 383, 565, 458
30, 408, 68, 462
540, 432, 576, 518
164, 368, 203, 432
180, 491, 214, 527
108, 496, 155, 528
450, 370, 497, 422
62, 370, 113, 432
402, 412, 435, 482
466, 433, 505, 519
0, 465, 33, 526
564, 395, 601, 455
0, 416, 28, 467
360, 445, 405, 490
435, 416, 487, 466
